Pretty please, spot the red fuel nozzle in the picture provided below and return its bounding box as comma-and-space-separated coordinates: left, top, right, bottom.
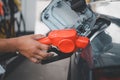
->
38, 29, 89, 53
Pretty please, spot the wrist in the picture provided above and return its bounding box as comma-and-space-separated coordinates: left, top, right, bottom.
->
7, 38, 19, 52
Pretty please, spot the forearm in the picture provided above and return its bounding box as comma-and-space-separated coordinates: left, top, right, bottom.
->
0, 38, 18, 53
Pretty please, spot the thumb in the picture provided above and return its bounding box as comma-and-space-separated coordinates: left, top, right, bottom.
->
32, 34, 46, 40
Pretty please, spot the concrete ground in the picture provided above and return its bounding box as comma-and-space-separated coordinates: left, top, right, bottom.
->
4, 58, 70, 80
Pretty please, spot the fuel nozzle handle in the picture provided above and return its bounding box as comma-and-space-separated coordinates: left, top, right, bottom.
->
38, 29, 89, 53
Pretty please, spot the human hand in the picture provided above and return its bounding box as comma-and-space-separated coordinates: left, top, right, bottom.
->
16, 34, 52, 63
